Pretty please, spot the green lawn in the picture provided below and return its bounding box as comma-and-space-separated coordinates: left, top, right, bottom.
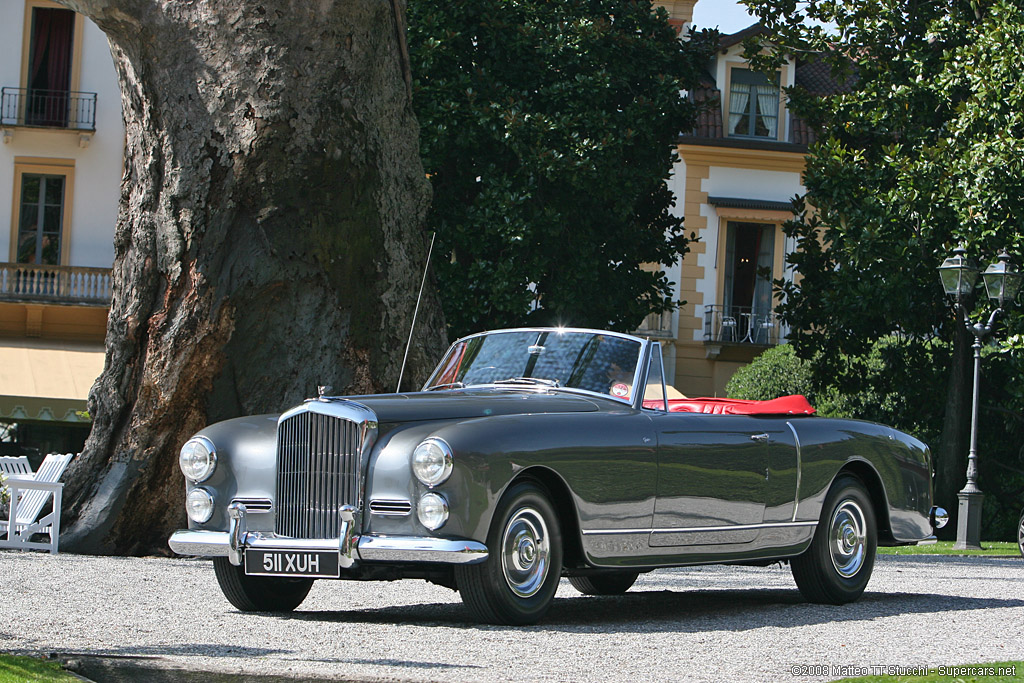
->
0, 654, 78, 682
831, 661, 1022, 683
878, 541, 1020, 557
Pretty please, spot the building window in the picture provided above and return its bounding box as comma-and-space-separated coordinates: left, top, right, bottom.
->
9, 158, 74, 266
26, 6, 76, 127
723, 221, 775, 319
17, 174, 65, 265
728, 69, 780, 139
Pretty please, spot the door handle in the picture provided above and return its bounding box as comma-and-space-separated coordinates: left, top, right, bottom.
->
750, 433, 770, 442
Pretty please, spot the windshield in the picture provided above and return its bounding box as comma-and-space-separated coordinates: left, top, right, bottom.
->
424, 329, 644, 402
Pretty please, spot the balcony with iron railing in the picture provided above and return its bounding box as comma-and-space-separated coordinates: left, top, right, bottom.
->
0, 263, 112, 306
703, 304, 781, 347
1, 87, 97, 131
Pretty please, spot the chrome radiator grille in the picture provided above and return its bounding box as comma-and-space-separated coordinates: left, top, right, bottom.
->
275, 410, 361, 539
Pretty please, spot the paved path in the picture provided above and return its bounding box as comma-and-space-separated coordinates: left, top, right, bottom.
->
1, 551, 1022, 682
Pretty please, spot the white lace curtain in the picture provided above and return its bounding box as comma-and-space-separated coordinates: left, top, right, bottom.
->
728, 86, 750, 136
755, 84, 779, 138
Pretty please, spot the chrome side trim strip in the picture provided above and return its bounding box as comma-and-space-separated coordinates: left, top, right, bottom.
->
357, 535, 488, 564
580, 521, 818, 537
786, 420, 803, 522
650, 521, 817, 535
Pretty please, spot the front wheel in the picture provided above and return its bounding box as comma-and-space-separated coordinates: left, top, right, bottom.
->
1017, 508, 1024, 558
455, 480, 563, 625
791, 474, 876, 605
213, 557, 314, 612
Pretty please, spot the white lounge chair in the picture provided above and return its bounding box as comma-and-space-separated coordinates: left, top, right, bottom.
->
0, 452, 75, 554
0, 456, 33, 477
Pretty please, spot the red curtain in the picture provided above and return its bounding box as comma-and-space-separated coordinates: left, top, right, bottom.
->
28, 8, 74, 126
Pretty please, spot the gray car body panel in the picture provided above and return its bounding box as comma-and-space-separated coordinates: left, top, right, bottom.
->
182, 386, 934, 570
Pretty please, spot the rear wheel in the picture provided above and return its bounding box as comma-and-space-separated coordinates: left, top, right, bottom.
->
455, 480, 563, 625
213, 556, 314, 612
791, 474, 876, 604
569, 571, 639, 596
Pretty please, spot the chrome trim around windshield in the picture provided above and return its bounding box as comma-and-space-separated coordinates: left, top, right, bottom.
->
632, 338, 658, 411
448, 326, 647, 347
436, 383, 641, 407
426, 327, 648, 407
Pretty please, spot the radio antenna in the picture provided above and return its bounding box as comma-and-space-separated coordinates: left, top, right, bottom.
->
396, 231, 436, 393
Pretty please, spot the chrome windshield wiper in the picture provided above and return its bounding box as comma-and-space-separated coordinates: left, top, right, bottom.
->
493, 377, 560, 388
425, 381, 466, 391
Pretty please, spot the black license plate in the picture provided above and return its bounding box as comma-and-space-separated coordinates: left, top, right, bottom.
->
245, 549, 340, 578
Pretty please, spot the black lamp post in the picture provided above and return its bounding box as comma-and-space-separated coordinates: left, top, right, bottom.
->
938, 248, 1022, 549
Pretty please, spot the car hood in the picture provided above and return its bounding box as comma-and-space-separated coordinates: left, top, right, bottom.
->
333, 389, 607, 424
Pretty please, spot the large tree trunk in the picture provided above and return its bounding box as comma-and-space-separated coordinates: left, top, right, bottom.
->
56, 0, 446, 554
934, 318, 972, 539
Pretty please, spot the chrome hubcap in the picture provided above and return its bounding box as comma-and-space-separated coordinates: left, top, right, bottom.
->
1018, 516, 1024, 550
502, 507, 550, 598
830, 500, 867, 578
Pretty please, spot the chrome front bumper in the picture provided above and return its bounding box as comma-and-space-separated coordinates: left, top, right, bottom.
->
168, 502, 488, 568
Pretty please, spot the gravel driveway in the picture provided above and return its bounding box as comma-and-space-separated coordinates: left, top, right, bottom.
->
1, 550, 1021, 682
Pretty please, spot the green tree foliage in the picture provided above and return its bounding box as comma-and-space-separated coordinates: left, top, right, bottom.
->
740, 0, 1024, 538
408, 0, 715, 338
728, 337, 946, 448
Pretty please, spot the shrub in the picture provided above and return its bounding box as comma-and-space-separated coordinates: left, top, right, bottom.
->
725, 344, 814, 402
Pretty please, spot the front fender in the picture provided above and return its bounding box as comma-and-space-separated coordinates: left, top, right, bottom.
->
409, 410, 656, 545
188, 414, 280, 532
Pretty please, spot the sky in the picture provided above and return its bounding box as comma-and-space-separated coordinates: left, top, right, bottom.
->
691, 1, 759, 34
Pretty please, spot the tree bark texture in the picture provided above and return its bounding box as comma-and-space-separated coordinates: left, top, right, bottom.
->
55, 0, 446, 554
935, 319, 972, 538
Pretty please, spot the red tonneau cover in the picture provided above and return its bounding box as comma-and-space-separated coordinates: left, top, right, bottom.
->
643, 395, 815, 415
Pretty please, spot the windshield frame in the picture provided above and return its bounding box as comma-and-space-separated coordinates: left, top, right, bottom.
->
423, 327, 653, 408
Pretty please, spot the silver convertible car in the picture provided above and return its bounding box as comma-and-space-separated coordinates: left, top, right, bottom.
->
169, 327, 947, 624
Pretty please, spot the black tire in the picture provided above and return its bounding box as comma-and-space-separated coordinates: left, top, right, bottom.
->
1017, 508, 1024, 559
569, 571, 639, 596
791, 474, 877, 605
213, 556, 314, 612
455, 480, 563, 625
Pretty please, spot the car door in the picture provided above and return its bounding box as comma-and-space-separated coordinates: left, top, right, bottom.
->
649, 412, 770, 547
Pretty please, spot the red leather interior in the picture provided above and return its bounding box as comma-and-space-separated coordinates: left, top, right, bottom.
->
642, 395, 815, 415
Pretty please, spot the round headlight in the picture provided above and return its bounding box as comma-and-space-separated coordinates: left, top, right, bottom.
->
418, 492, 449, 531
186, 487, 215, 524
411, 438, 453, 487
179, 436, 217, 483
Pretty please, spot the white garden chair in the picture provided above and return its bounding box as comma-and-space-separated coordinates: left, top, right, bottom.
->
0, 456, 33, 477
0, 452, 75, 554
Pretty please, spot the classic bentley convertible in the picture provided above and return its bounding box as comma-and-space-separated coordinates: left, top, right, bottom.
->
169, 327, 947, 624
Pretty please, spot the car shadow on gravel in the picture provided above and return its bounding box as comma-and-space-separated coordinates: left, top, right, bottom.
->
273, 586, 1024, 632
53, 650, 482, 682
57, 654, 358, 683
